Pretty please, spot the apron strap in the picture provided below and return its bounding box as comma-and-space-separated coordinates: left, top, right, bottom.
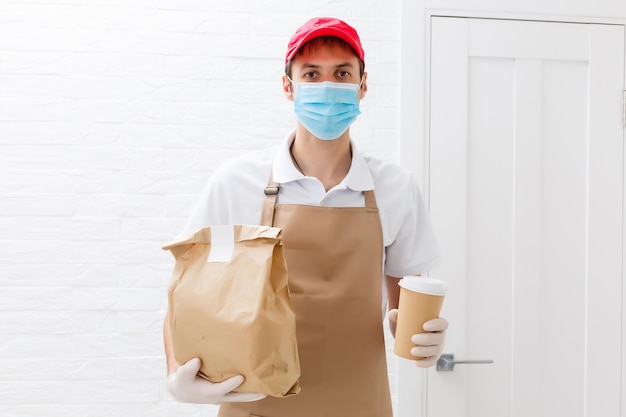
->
363, 189, 377, 209
261, 171, 280, 227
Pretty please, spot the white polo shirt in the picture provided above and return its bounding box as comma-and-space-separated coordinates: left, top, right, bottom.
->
181, 130, 442, 277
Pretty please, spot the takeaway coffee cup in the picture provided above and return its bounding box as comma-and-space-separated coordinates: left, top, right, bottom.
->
393, 276, 447, 360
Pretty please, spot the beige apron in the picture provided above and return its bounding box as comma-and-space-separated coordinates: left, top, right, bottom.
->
219, 177, 393, 417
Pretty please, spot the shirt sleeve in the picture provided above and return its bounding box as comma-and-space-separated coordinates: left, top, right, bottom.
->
178, 152, 273, 238
383, 172, 442, 277
178, 173, 228, 238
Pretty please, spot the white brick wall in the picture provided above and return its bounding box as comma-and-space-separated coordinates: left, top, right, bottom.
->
0, 1, 403, 415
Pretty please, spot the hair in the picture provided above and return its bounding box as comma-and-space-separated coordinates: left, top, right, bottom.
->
284, 36, 365, 79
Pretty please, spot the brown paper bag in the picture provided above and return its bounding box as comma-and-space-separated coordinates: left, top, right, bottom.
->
163, 224, 300, 398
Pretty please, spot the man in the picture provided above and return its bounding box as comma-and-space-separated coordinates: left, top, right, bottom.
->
163, 16, 448, 417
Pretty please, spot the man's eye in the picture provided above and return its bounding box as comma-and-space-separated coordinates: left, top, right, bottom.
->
338, 71, 350, 78
304, 72, 317, 78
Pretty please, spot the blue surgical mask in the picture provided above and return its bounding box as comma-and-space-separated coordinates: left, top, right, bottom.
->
291, 80, 362, 140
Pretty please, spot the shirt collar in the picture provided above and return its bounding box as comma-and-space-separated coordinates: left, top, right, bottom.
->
273, 130, 375, 191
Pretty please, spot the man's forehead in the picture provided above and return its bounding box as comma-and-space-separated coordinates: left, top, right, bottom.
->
291, 44, 360, 67
298, 62, 356, 69
295, 39, 358, 58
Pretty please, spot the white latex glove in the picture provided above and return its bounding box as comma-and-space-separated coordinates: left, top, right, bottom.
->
388, 309, 449, 368
167, 358, 267, 404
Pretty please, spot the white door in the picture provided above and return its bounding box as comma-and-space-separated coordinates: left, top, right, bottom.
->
425, 17, 624, 417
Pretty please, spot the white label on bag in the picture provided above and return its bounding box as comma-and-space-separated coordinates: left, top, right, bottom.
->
207, 225, 235, 263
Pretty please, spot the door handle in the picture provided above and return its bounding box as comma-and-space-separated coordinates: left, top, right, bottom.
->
436, 353, 494, 372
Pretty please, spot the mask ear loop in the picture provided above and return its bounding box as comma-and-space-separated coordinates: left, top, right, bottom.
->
286, 75, 295, 92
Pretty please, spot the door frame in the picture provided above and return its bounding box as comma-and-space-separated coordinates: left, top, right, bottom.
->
397, 7, 626, 417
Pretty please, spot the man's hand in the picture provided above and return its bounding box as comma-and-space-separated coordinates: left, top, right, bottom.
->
166, 358, 267, 404
388, 309, 449, 368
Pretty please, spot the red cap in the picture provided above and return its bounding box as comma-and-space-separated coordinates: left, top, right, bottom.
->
285, 17, 365, 64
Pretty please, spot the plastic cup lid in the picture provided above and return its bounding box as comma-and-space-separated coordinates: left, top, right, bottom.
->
398, 276, 447, 296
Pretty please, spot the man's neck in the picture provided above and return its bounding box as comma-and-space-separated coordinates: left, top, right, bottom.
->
291, 125, 352, 192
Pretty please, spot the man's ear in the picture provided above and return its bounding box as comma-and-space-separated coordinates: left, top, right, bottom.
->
358, 72, 368, 100
282, 75, 294, 101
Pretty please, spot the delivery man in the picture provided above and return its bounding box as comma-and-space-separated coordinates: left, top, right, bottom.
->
163, 16, 448, 417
